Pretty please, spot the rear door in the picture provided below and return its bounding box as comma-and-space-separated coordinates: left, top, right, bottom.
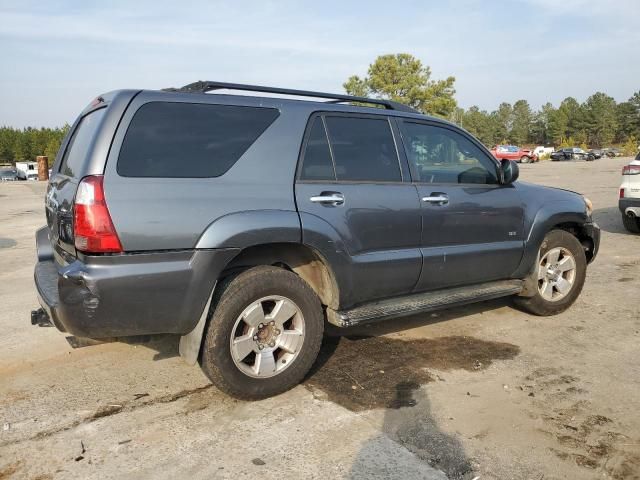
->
397, 120, 525, 291
45, 107, 108, 260
295, 113, 422, 307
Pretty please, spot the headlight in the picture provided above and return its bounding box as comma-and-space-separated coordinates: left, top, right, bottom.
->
584, 197, 593, 216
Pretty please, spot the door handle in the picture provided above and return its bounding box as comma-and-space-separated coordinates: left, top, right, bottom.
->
422, 194, 449, 205
310, 193, 344, 206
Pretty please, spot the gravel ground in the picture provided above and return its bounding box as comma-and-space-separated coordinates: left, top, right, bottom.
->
0, 157, 638, 480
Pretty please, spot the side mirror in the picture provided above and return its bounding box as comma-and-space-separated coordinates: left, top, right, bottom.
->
500, 159, 519, 185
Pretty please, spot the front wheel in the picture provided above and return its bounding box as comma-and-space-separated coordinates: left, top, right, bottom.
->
520, 155, 530, 164
514, 230, 587, 316
200, 266, 324, 399
622, 214, 640, 233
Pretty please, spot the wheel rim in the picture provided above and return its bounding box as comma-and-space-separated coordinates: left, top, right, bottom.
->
229, 295, 305, 378
537, 247, 577, 302
520, 156, 529, 163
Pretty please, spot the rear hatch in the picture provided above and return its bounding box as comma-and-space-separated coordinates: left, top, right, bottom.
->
45, 107, 108, 262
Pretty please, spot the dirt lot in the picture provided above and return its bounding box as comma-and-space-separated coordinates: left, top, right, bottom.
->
1, 158, 639, 480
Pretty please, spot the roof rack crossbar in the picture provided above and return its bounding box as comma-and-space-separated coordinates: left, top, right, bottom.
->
163, 80, 419, 114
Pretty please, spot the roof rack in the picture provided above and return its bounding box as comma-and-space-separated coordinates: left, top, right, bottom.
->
162, 80, 419, 114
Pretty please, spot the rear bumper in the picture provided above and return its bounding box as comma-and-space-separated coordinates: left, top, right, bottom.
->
34, 226, 239, 338
619, 197, 640, 214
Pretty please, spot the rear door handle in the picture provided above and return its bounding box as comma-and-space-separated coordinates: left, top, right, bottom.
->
310, 193, 344, 206
422, 194, 449, 205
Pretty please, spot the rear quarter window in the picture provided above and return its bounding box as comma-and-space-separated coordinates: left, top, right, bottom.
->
60, 108, 107, 178
117, 102, 280, 178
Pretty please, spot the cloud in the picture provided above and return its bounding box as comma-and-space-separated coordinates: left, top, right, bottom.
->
521, 0, 640, 18
0, 0, 638, 127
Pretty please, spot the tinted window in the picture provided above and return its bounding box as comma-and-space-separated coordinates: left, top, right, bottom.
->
299, 118, 335, 181
60, 108, 106, 178
118, 102, 279, 177
324, 116, 401, 182
400, 122, 498, 184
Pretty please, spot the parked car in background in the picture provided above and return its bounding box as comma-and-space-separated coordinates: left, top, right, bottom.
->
551, 148, 595, 162
0, 167, 19, 181
533, 146, 554, 158
16, 161, 39, 180
588, 149, 603, 159
619, 156, 640, 233
490, 145, 538, 163
603, 148, 623, 158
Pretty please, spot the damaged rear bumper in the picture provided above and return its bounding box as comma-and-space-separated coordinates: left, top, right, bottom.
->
34, 227, 238, 338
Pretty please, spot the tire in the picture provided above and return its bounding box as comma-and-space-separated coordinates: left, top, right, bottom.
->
520, 156, 530, 164
200, 265, 324, 399
586, 154, 595, 162
514, 230, 587, 316
622, 214, 640, 233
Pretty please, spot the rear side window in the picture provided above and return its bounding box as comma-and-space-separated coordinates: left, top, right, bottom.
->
324, 116, 401, 182
60, 108, 106, 178
117, 102, 279, 178
299, 118, 335, 181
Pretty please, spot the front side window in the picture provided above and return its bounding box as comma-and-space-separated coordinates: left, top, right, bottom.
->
324, 116, 401, 182
400, 122, 498, 184
118, 102, 279, 178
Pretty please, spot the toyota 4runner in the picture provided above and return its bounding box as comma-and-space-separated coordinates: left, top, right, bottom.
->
33, 81, 600, 399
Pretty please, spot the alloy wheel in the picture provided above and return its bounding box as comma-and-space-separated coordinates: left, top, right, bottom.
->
229, 296, 305, 378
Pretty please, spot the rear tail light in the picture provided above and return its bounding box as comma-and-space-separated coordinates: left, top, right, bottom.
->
620, 188, 625, 199
622, 165, 640, 175
74, 175, 123, 253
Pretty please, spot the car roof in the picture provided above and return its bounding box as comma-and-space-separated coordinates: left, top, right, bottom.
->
94, 87, 461, 128
93, 88, 479, 150
152, 89, 451, 123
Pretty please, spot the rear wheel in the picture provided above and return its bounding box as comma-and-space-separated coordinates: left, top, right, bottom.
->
514, 230, 586, 316
200, 266, 324, 399
622, 214, 640, 233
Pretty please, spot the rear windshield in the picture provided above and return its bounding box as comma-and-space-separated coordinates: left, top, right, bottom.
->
59, 108, 106, 178
117, 102, 280, 178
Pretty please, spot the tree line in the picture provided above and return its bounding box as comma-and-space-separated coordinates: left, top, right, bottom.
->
0, 125, 70, 165
346, 54, 640, 151
454, 93, 639, 151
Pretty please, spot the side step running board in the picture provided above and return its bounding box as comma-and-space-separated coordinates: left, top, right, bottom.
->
327, 280, 523, 328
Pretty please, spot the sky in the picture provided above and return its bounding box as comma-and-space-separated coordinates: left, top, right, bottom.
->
1, 0, 639, 127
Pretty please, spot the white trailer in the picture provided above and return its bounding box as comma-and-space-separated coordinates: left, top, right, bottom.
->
15, 161, 39, 180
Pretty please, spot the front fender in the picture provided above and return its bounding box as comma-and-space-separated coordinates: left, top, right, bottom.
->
513, 199, 589, 277
195, 210, 301, 249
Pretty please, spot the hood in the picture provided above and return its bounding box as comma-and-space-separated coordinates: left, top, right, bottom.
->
516, 180, 583, 198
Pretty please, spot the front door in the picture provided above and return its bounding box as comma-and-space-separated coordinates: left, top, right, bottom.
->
397, 120, 525, 291
295, 114, 422, 307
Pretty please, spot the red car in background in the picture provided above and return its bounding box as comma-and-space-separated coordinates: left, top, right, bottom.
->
490, 145, 538, 163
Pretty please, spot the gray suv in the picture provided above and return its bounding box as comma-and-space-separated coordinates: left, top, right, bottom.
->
33, 81, 600, 399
